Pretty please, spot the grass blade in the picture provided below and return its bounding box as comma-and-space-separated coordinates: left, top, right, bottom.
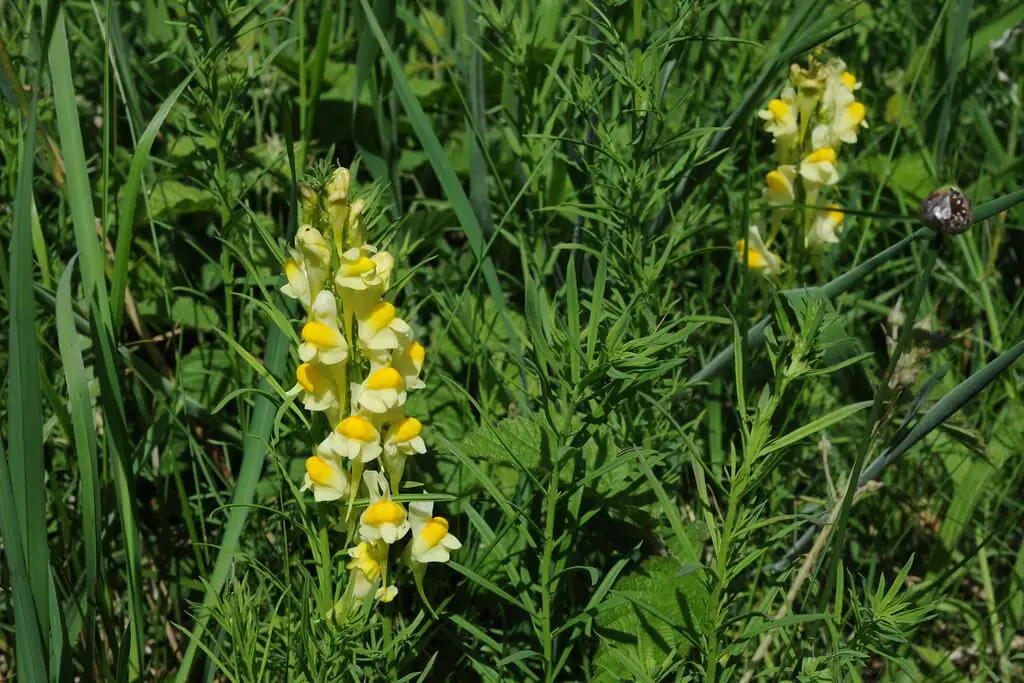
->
55, 255, 101, 663
358, 0, 528, 404
111, 72, 195, 330
174, 326, 291, 682
48, 8, 108, 305
7, 100, 51, 677
0, 440, 48, 681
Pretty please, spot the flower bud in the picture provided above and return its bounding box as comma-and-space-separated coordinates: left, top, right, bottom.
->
300, 185, 320, 226
345, 199, 367, 249
919, 186, 972, 236
327, 167, 351, 204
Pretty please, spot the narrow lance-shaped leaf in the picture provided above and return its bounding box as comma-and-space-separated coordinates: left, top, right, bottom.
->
56, 256, 101, 661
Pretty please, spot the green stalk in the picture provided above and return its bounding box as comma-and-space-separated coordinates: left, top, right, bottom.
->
541, 471, 559, 682
975, 527, 1010, 679
382, 607, 397, 678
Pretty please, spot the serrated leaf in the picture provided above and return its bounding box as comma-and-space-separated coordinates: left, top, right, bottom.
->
143, 180, 218, 224
171, 296, 223, 331
592, 535, 711, 682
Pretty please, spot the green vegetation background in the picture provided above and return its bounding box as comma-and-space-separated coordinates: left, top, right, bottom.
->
1, 0, 1023, 681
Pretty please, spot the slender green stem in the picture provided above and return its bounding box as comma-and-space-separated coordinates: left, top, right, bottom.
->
975, 527, 1009, 680
318, 510, 332, 610
382, 609, 397, 679
541, 470, 559, 682
706, 472, 747, 683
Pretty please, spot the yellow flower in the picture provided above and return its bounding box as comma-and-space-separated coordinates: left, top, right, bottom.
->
380, 415, 426, 487
384, 416, 426, 459
359, 471, 410, 544
280, 226, 331, 309
347, 540, 387, 599
288, 361, 343, 413
833, 101, 868, 144
347, 541, 384, 580
735, 226, 781, 277
391, 339, 426, 390
757, 92, 798, 141
326, 167, 351, 204
357, 301, 411, 356
301, 453, 349, 502
820, 62, 856, 118
299, 291, 348, 366
806, 206, 845, 249
763, 165, 797, 206
355, 367, 407, 414
334, 244, 394, 293
319, 414, 382, 462
408, 501, 461, 564
375, 585, 398, 602
799, 147, 840, 186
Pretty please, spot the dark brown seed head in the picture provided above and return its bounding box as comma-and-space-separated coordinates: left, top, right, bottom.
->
919, 186, 973, 235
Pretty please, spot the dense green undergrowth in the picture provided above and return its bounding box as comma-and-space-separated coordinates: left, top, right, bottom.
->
2, 1, 1024, 681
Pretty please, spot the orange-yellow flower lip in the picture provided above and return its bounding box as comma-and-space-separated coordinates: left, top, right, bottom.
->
806, 147, 836, 164
302, 321, 337, 347
338, 415, 376, 442
421, 517, 449, 547
366, 302, 397, 331
767, 99, 790, 119
394, 417, 422, 442
366, 367, 403, 390
342, 256, 376, 276
364, 499, 405, 526
296, 363, 318, 392
306, 455, 337, 487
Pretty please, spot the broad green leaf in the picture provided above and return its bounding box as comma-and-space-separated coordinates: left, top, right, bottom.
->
592, 531, 711, 682
937, 402, 1021, 554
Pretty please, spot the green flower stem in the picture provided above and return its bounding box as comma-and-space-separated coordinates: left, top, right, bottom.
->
541, 470, 559, 683
382, 608, 397, 679
976, 527, 1010, 679
317, 509, 332, 611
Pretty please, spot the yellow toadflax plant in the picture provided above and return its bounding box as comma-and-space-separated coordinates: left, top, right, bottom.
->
738, 55, 869, 276
281, 165, 459, 612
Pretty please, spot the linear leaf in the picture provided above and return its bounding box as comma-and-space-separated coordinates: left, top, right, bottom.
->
762, 401, 873, 455
111, 72, 196, 329
55, 255, 101, 661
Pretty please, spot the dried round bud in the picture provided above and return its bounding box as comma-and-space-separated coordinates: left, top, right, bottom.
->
919, 186, 972, 235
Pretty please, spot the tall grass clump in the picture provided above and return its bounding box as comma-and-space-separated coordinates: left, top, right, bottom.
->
1, 1, 1023, 681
